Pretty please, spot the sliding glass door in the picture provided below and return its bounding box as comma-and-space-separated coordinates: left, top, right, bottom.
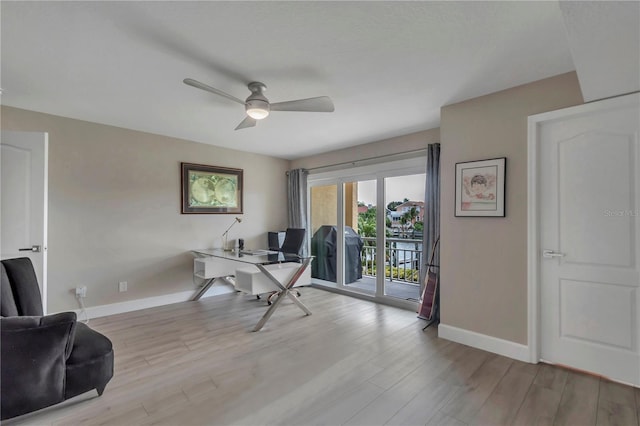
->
383, 174, 425, 301
308, 157, 426, 308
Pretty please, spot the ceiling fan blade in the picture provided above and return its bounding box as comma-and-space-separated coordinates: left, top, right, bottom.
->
183, 78, 245, 105
270, 96, 335, 113
234, 116, 257, 130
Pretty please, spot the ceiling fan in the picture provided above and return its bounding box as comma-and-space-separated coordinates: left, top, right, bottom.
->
183, 78, 335, 130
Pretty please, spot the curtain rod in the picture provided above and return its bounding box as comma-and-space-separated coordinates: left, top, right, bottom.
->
300, 148, 429, 174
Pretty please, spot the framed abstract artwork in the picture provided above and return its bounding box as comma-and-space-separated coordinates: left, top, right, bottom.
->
181, 162, 243, 214
455, 157, 506, 217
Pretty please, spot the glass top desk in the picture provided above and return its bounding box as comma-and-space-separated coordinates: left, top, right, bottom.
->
191, 248, 313, 331
192, 248, 303, 265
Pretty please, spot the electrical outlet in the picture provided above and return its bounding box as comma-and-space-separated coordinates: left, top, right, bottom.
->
118, 281, 128, 292
75, 286, 87, 298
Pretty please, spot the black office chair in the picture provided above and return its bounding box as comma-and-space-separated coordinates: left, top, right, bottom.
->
266, 228, 306, 305
279, 228, 306, 255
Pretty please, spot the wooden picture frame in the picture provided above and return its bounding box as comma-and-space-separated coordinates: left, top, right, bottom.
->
455, 157, 506, 217
181, 162, 243, 214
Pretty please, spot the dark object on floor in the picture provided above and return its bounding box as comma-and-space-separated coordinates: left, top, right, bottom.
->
1, 257, 114, 420
311, 225, 363, 284
418, 236, 440, 329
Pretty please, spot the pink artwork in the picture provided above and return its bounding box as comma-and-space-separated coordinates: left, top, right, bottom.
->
455, 158, 506, 217
461, 167, 498, 211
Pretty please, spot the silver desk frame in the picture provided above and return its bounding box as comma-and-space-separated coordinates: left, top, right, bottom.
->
191, 276, 234, 301
191, 249, 312, 331
252, 257, 312, 331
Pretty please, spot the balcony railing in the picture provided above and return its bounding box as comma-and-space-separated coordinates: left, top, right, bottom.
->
360, 236, 423, 284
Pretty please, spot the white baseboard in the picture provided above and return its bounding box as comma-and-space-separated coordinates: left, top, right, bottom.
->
438, 323, 531, 363
71, 283, 235, 320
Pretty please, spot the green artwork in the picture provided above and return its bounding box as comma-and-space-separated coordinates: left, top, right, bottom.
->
189, 172, 238, 208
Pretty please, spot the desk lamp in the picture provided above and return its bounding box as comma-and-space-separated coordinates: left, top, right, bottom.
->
222, 217, 242, 251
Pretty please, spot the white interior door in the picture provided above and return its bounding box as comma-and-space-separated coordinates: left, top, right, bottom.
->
538, 94, 639, 386
1, 131, 48, 313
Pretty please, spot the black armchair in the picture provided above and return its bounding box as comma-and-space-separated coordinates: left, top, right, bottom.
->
1, 258, 114, 420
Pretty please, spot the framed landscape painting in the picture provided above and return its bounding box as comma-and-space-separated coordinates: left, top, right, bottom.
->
181, 162, 243, 214
455, 157, 506, 217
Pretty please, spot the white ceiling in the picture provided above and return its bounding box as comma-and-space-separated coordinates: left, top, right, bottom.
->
0, 1, 584, 159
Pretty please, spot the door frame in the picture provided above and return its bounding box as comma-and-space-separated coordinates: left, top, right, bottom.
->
527, 93, 640, 364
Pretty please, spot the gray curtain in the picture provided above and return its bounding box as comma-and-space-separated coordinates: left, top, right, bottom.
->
421, 143, 440, 289
287, 168, 309, 256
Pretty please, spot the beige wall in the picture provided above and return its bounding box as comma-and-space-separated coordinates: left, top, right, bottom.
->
344, 182, 358, 231
310, 185, 337, 236
309, 183, 358, 236
1, 106, 290, 313
440, 72, 583, 344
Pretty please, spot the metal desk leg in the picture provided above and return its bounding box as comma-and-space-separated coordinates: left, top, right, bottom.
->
192, 277, 218, 301
192, 276, 236, 301
252, 258, 312, 332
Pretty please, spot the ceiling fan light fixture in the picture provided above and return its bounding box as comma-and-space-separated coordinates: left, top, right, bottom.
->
246, 99, 270, 120
183, 78, 334, 130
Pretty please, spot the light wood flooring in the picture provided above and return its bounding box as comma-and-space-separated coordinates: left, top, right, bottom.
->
6, 287, 640, 426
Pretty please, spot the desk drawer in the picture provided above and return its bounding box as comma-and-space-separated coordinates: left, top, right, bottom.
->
194, 257, 237, 279
235, 263, 311, 295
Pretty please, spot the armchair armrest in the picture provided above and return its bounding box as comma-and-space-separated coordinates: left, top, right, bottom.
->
1, 312, 77, 420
